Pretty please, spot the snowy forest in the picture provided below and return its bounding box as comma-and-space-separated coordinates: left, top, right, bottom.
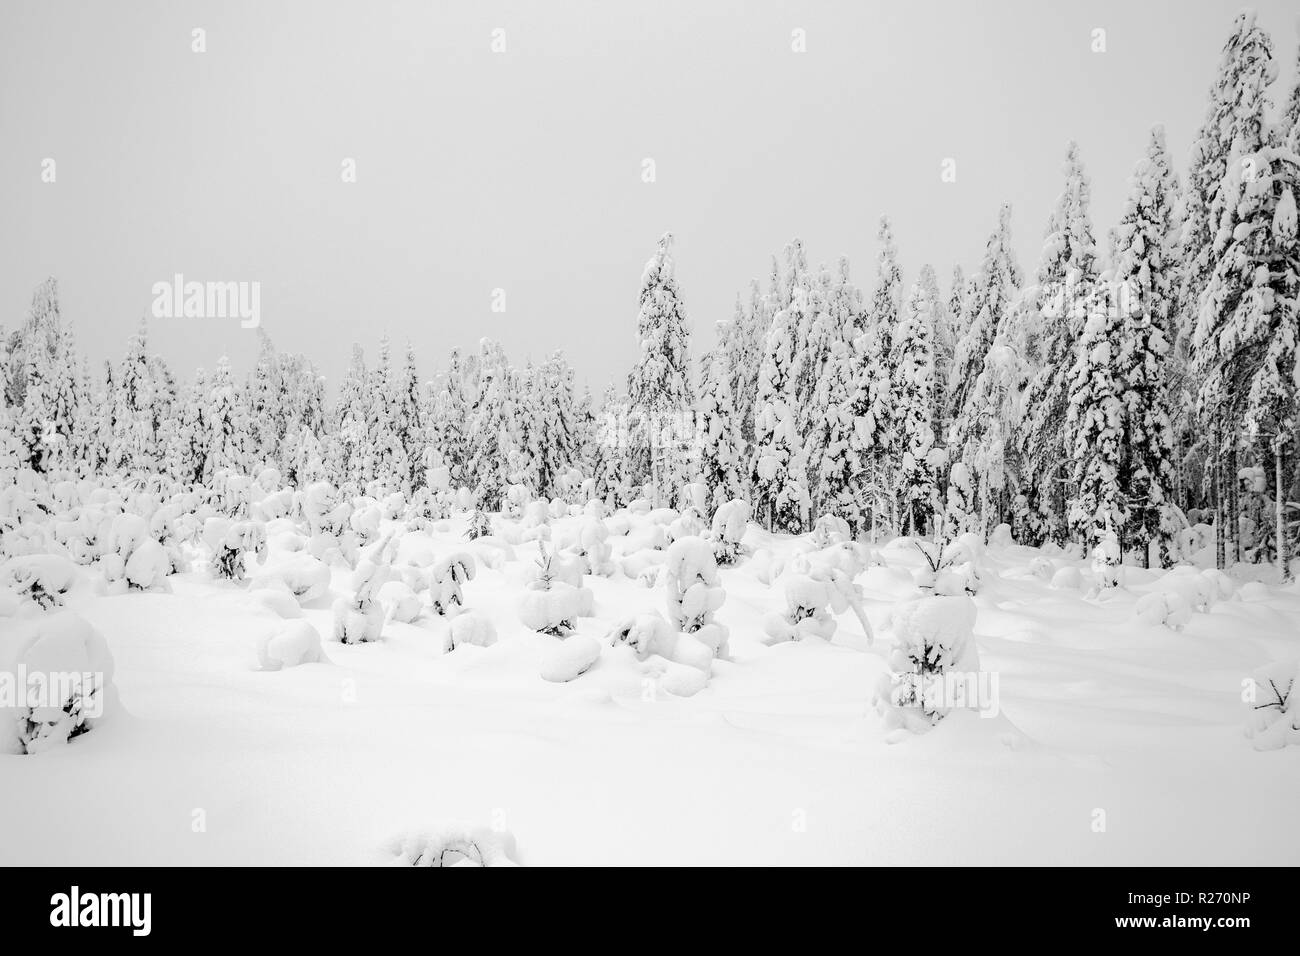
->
3, 9, 1300, 868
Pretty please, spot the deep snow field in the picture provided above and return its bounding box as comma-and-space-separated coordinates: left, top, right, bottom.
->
4, 507, 1299, 867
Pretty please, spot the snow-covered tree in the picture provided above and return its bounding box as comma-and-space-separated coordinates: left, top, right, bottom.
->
750, 300, 810, 534
626, 233, 693, 505
695, 345, 746, 514
1112, 125, 1183, 566
893, 280, 939, 534
1017, 142, 1100, 544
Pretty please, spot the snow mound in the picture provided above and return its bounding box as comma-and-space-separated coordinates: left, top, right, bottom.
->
256, 620, 326, 671
385, 824, 519, 867
1, 554, 80, 609
1, 611, 116, 754
540, 635, 602, 683
448, 613, 497, 650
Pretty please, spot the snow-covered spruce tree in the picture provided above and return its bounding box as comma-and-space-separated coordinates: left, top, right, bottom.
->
947, 205, 1022, 532
935, 265, 963, 406
663, 536, 729, 659
856, 217, 903, 530
1112, 125, 1183, 567
163, 371, 209, 484
1191, 16, 1284, 570
1182, 13, 1277, 353
695, 345, 747, 515
465, 338, 517, 512
720, 281, 767, 463
107, 319, 161, 475
813, 330, 866, 532
1198, 131, 1300, 574
1017, 142, 1100, 545
333, 344, 372, 488
588, 383, 629, 509
1066, 283, 1127, 552
533, 351, 579, 499
750, 297, 811, 534
893, 280, 939, 535
203, 356, 250, 485
626, 233, 693, 506
246, 330, 282, 469
939, 460, 978, 543
387, 341, 424, 491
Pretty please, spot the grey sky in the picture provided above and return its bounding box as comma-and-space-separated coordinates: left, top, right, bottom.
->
3, 0, 1298, 392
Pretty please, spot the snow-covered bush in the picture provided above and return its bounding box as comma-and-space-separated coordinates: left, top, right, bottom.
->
1, 611, 116, 754
1244, 659, 1299, 751
706, 499, 749, 566
662, 536, 728, 659
466, 508, 492, 540
540, 634, 601, 682
332, 557, 390, 644
762, 568, 872, 645
429, 552, 475, 616
202, 517, 268, 581
386, 824, 519, 867
447, 613, 496, 650
1133, 589, 1193, 630
873, 596, 980, 733
256, 620, 325, 671
251, 553, 331, 604
518, 541, 591, 637
378, 580, 422, 623
607, 612, 711, 672
1, 554, 79, 610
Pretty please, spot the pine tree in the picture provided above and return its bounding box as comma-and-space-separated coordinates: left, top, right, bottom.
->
334, 344, 371, 488
1067, 286, 1127, 550
626, 233, 693, 505
204, 356, 249, 484
589, 382, 628, 508
947, 205, 1023, 532
750, 299, 810, 533
465, 338, 517, 511
894, 280, 939, 534
1112, 125, 1183, 567
1017, 143, 1100, 544
1191, 14, 1285, 570
695, 345, 746, 514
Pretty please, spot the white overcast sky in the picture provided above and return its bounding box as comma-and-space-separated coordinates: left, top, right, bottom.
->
3, 0, 1298, 390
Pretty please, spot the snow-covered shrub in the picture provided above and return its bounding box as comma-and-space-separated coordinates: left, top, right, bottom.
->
807, 513, 851, 549
1, 554, 79, 610
332, 558, 390, 644
662, 536, 728, 659
251, 553, 331, 604
1133, 590, 1193, 630
385, 824, 518, 867
466, 508, 492, 540
762, 568, 872, 645
666, 507, 706, 544
349, 502, 382, 544
202, 517, 268, 581
378, 580, 422, 623
429, 552, 475, 616
706, 499, 749, 566
1244, 659, 1300, 750
256, 620, 325, 671
448, 613, 496, 650
607, 612, 712, 672
566, 516, 612, 576
540, 634, 601, 682
1, 611, 115, 754
873, 596, 980, 733
1088, 530, 1123, 593
518, 541, 591, 636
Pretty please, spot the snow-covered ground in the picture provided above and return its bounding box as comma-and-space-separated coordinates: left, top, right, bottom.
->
4, 509, 1299, 866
